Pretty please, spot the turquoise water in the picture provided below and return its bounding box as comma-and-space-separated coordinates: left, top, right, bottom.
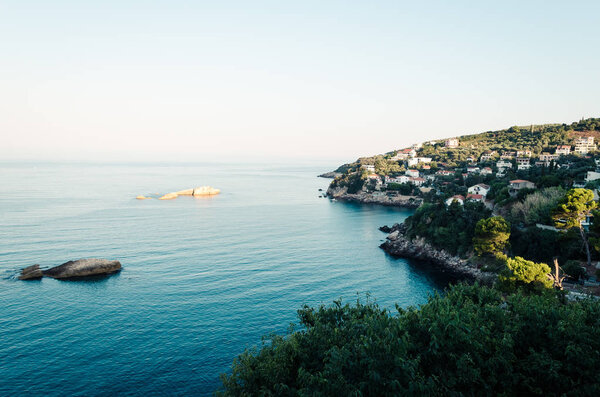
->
0, 163, 442, 396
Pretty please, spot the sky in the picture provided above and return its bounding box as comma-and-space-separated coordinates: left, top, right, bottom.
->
1, 1, 599, 163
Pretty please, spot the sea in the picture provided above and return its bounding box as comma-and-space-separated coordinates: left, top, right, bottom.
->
0, 162, 445, 396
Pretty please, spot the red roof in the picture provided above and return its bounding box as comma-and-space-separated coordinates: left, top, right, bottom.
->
467, 194, 483, 200
411, 177, 425, 181
510, 179, 530, 183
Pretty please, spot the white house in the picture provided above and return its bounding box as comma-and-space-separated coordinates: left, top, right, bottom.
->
539, 153, 558, 162
436, 170, 453, 177
363, 164, 375, 172
466, 194, 484, 202
445, 195, 465, 206
445, 138, 459, 148
467, 166, 480, 174
480, 151, 496, 162
556, 145, 571, 156
517, 150, 532, 158
575, 137, 596, 154
385, 175, 409, 184
585, 171, 600, 183
516, 157, 531, 170
497, 160, 513, 170
405, 169, 420, 178
409, 177, 425, 186
468, 183, 491, 197
481, 167, 493, 176
407, 157, 432, 167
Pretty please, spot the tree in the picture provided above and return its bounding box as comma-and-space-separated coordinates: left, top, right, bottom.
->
473, 216, 511, 256
218, 284, 600, 396
498, 256, 553, 292
552, 188, 597, 265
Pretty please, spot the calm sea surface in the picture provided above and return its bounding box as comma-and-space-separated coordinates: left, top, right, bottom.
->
0, 162, 443, 396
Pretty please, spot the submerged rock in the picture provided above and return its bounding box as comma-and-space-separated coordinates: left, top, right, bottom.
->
19, 264, 44, 280
42, 258, 121, 279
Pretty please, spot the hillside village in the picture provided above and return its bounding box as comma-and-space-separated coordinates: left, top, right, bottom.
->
327, 118, 600, 296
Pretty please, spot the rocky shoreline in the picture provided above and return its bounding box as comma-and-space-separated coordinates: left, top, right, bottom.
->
379, 223, 496, 284
326, 186, 422, 208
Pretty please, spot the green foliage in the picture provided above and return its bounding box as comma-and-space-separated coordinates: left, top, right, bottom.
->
386, 182, 413, 195
331, 171, 366, 194
473, 216, 511, 256
219, 284, 600, 396
552, 188, 597, 229
498, 256, 553, 293
404, 201, 491, 256
509, 187, 565, 226
562, 260, 587, 281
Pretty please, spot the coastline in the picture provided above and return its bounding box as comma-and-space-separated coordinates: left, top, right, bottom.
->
379, 223, 496, 285
326, 186, 423, 208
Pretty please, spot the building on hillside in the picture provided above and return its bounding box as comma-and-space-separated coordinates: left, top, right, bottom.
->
445, 195, 465, 206
538, 153, 558, 162
480, 151, 496, 162
556, 145, 571, 155
516, 157, 531, 170
436, 170, 454, 177
409, 177, 425, 186
468, 183, 491, 197
385, 175, 409, 185
391, 148, 417, 160
405, 169, 420, 178
407, 157, 432, 167
445, 138, 459, 148
517, 150, 532, 158
585, 171, 600, 183
411, 142, 423, 149
481, 167, 493, 176
496, 159, 513, 170
467, 166, 480, 174
500, 151, 516, 160
574, 137, 596, 154
509, 179, 536, 195
466, 194, 484, 202
367, 174, 383, 190
363, 164, 375, 172
466, 156, 475, 163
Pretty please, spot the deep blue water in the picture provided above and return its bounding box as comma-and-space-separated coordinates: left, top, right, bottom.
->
0, 163, 443, 396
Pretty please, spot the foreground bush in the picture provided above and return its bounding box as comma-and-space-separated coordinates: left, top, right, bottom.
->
219, 284, 600, 396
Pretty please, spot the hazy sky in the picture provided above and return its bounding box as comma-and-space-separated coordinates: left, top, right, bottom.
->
2, 1, 599, 163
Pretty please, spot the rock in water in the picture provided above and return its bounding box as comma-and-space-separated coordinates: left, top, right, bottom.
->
192, 186, 220, 196
136, 195, 152, 200
174, 189, 194, 195
43, 259, 121, 279
158, 192, 178, 200
19, 264, 44, 280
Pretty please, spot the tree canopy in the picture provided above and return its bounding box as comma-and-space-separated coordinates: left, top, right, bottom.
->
219, 284, 600, 396
473, 216, 511, 256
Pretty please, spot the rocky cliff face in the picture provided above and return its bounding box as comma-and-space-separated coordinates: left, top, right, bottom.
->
380, 224, 496, 284
326, 186, 422, 208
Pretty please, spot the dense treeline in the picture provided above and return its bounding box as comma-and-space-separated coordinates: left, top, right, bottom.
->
219, 284, 600, 396
404, 201, 491, 256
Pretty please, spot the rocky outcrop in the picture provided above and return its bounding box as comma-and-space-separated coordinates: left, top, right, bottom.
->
41, 258, 121, 279
136, 195, 152, 200
156, 186, 220, 200
326, 186, 422, 208
19, 264, 44, 280
318, 171, 341, 178
380, 224, 496, 284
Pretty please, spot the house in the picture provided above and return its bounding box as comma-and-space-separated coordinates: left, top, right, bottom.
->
367, 174, 383, 189
481, 167, 493, 176
466, 156, 475, 163
407, 157, 432, 167
467, 166, 480, 174
466, 194, 484, 202
445, 195, 465, 206
391, 148, 417, 160
574, 137, 596, 154
385, 175, 409, 185
405, 169, 420, 178
480, 151, 496, 162
585, 171, 600, 183
422, 165, 431, 170
497, 159, 513, 170
468, 183, 491, 197
500, 151, 516, 160
445, 138, 459, 148
363, 164, 375, 172
436, 170, 453, 176
539, 153, 558, 162
517, 150, 532, 158
556, 145, 571, 155
516, 157, 531, 170
409, 177, 425, 186
509, 180, 536, 195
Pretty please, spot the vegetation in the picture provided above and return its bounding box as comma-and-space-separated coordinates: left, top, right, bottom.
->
473, 216, 511, 256
219, 283, 600, 396
552, 188, 597, 265
497, 256, 554, 293
404, 201, 490, 256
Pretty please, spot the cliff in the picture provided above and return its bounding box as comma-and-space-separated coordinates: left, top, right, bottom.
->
326, 186, 422, 208
380, 224, 496, 284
